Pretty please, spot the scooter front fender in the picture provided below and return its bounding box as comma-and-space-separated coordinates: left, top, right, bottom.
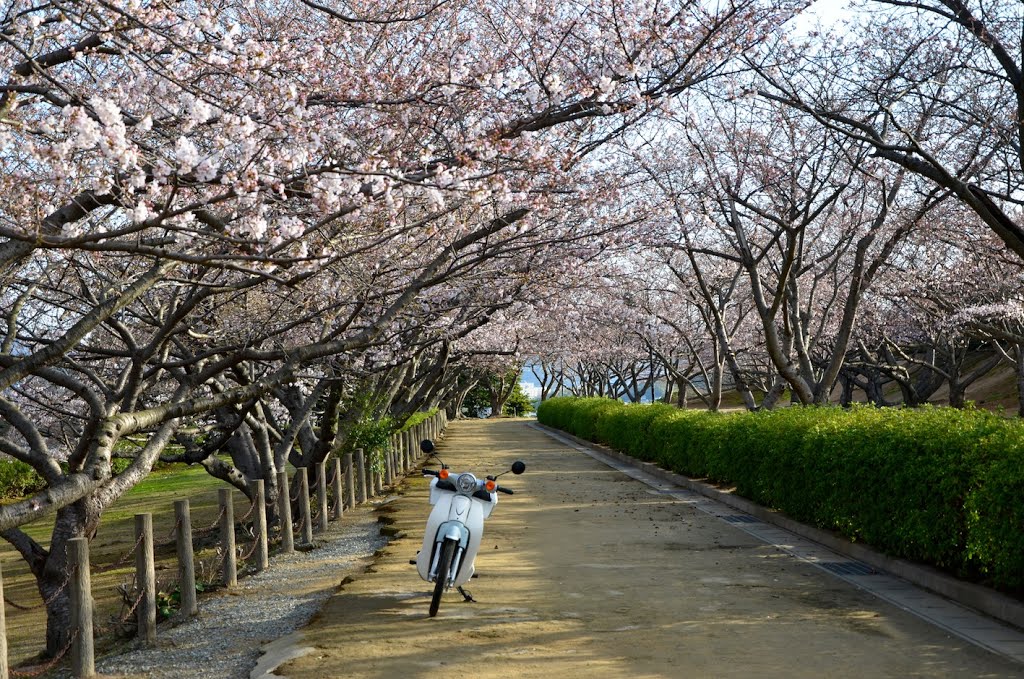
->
416, 494, 487, 586
436, 520, 469, 548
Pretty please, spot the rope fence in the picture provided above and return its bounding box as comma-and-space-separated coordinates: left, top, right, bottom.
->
192, 506, 227, 537
238, 536, 261, 563
93, 530, 146, 574
0, 412, 447, 679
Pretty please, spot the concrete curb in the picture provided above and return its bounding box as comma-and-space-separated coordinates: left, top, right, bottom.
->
534, 423, 1024, 632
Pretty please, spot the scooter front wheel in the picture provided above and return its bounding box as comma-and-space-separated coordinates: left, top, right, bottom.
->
429, 537, 457, 617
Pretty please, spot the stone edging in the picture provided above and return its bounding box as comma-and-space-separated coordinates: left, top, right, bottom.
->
534, 422, 1024, 632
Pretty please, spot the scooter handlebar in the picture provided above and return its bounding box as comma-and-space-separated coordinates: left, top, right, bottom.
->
424, 468, 513, 494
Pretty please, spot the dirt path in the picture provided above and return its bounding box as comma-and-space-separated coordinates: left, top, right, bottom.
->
279, 419, 1021, 678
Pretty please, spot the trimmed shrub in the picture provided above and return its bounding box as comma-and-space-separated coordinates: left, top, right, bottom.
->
537, 397, 1024, 594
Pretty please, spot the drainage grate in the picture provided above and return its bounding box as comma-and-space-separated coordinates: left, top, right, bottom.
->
721, 514, 761, 524
818, 561, 876, 576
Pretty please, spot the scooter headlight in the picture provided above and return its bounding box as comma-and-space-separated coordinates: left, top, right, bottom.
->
456, 473, 477, 493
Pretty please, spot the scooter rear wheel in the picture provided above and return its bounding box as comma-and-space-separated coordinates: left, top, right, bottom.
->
429, 538, 457, 617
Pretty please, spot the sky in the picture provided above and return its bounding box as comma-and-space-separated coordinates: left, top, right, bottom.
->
520, 381, 542, 399
791, 0, 856, 33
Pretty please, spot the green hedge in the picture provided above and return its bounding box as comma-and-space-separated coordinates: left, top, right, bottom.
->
537, 397, 1024, 594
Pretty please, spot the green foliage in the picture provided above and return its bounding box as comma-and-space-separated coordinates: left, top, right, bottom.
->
462, 384, 491, 417
0, 459, 46, 499
462, 369, 529, 417
503, 382, 534, 416
156, 585, 181, 620
537, 397, 1024, 594
399, 408, 439, 432
345, 414, 396, 472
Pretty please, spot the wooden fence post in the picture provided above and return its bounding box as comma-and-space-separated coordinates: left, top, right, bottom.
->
219, 489, 236, 587
0, 563, 7, 679
253, 480, 269, 571
316, 461, 329, 533
371, 452, 382, 497
355, 448, 367, 503
366, 450, 376, 498
69, 536, 94, 678
277, 471, 294, 554
344, 452, 355, 509
331, 457, 344, 520
297, 468, 313, 545
135, 513, 156, 645
174, 500, 198, 617
384, 439, 394, 487
400, 430, 408, 469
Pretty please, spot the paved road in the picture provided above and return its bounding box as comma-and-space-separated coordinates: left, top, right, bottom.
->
278, 419, 1023, 678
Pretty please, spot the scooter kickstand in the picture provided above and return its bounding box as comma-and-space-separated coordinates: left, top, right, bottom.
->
457, 586, 476, 603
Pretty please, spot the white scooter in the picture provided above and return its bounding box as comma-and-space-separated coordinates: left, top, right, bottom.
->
414, 439, 525, 617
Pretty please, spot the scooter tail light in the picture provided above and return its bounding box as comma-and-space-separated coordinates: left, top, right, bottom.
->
438, 469, 449, 479
485, 480, 496, 492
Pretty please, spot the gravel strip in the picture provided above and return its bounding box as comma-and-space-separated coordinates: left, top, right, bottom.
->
66, 507, 386, 679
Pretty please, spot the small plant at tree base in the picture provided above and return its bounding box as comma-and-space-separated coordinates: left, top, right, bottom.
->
156, 583, 181, 620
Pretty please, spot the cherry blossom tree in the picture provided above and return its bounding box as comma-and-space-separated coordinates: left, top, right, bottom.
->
756, 0, 1024, 259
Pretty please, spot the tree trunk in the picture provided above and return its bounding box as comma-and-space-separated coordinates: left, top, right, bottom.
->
446, 380, 476, 419
839, 372, 853, 406
948, 382, 967, 409
947, 351, 1002, 409
675, 377, 688, 409
42, 500, 101, 656
760, 380, 787, 410
865, 371, 889, 407
1016, 345, 1024, 418
710, 361, 724, 412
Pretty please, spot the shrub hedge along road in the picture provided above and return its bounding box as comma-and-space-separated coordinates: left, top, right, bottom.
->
536, 397, 1024, 595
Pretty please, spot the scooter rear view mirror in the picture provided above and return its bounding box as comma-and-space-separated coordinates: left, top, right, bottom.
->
511, 461, 526, 475
420, 439, 434, 454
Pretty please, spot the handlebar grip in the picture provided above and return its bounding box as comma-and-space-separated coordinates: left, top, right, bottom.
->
496, 486, 514, 495
422, 469, 438, 477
